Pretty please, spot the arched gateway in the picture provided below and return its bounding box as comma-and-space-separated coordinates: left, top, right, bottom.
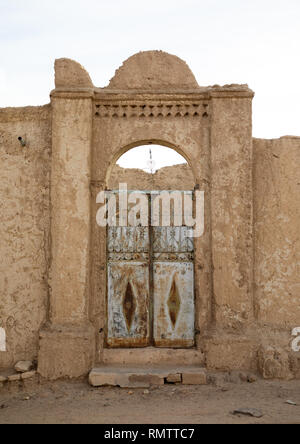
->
38, 51, 255, 379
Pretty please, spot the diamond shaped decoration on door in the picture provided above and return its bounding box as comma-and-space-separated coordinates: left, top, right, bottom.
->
167, 277, 181, 329
123, 281, 137, 332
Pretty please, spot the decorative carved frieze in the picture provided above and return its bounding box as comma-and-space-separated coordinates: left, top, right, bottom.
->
94, 102, 210, 119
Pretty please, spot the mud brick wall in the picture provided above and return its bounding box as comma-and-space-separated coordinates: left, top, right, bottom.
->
253, 136, 300, 328
0, 106, 51, 368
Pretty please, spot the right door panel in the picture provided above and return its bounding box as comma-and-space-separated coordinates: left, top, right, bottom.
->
152, 225, 195, 348
153, 261, 194, 347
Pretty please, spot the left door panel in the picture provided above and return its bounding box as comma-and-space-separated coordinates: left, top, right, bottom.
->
107, 227, 150, 347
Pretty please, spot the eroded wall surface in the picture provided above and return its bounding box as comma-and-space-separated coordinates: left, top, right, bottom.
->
253, 137, 300, 329
0, 106, 51, 369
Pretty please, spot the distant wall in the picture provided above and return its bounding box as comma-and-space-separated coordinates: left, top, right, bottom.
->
0, 105, 51, 368
108, 163, 195, 190
253, 137, 300, 328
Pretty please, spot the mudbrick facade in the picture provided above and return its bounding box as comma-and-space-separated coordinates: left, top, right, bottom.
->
0, 51, 299, 381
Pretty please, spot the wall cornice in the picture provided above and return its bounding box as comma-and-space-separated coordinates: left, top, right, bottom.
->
50, 88, 95, 99
50, 85, 254, 102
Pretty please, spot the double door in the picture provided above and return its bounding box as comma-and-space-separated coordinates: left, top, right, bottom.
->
107, 191, 195, 348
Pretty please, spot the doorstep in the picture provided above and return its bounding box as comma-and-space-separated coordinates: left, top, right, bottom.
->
89, 366, 207, 388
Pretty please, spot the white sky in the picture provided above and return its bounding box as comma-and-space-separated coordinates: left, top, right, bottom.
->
117, 146, 186, 172
1, 0, 299, 169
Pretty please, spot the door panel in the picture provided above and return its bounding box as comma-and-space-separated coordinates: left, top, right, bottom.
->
107, 225, 150, 347
108, 227, 149, 256
152, 227, 194, 254
107, 261, 150, 347
153, 262, 194, 348
152, 222, 195, 348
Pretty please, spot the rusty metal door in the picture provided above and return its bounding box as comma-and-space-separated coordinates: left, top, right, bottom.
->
152, 226, 195, 347
107, 191, 195, 348
107, 226, 150, 347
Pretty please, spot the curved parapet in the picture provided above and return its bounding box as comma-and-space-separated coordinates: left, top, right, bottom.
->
54, 58, 93, 89
107, 50, 200, 90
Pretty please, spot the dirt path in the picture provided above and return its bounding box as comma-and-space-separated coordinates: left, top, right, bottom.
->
0, 379, 299, 424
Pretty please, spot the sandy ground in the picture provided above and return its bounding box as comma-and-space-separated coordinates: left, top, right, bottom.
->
0, 378, 299, 424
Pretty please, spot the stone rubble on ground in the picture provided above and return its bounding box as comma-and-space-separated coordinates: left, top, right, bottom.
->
232, 408, 264, 418
285, 400, 297, 406
0, 370, 37, 385
15, 361, 34, 373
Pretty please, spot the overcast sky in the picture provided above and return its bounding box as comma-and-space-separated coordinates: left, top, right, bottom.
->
0, 0, 299, 169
